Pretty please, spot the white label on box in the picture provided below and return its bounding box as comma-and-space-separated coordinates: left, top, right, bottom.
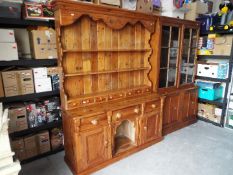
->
33, 67, 47, 79
34, 78, 52, 93
0, 29, 15, 43
0, 43, 18, 61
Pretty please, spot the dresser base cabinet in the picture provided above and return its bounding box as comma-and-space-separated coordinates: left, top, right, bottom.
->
162, 88, 198, 135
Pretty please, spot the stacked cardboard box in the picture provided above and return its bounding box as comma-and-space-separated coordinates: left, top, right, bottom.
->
50, 128, 63, 150
8, 106, 28, 133
33, 67, 52, 93
36, 131, 51, 154
10, 138, 27, 161
0, 29, 18, 61
30, 29, 57, 59
1, 70, 34, 97
24, 135, 38, 159
198, 103, 221, 123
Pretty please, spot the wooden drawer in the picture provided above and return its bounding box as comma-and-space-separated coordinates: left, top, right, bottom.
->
144, 100, 160, 113
80, 114, 108, 131
81, 98, 95, 105
112, 105, 141, 122
108, 92, 125, 101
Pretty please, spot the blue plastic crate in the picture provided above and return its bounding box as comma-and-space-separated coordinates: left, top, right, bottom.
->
196, 81, 221, 89
198, 86, 223, 101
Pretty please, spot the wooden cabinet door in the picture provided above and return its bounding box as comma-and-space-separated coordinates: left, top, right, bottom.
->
77, 126, 110, 172
163, 93, 180, 129
188, 90, 198, 119
141, 112, 161, 144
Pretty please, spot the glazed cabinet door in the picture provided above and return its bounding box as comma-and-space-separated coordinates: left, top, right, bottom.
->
141, 111, 161, 144
163, 93, 180, 130
180, 27, 198, 85
159, 24, 181, 89
77, 126, 110, 172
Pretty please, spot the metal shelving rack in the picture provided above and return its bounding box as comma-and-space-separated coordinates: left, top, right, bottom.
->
196, 32, 233, 127
0, 17, 62, 163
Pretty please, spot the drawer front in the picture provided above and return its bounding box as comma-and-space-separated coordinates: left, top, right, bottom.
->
112, 105, 141, 122
145, 100, 160, 113
80, 114, 108, 130
108, 92, 125, 101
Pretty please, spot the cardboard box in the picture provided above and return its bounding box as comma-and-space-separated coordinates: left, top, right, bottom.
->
34, 78, 52, 93
50, 128, 63, 150
0, 42, 18, 61
10, 138, 27, 161
14, 28, 32, 59
121, 0, 137, 10
30, 29, 57, 59
18, 70, 34, 95
0, 73, 4, 97
4, 86, 18, 97
185, 2, 208, 21
24, 135, 38, 159
98, 0, 120, 6
47, 67, 59, 76
0, 29, 15, 43
33, 67, 48, 79
213, 36, 233, 56
1, 71, 17, 87
137, 0, 153, 13
36, 131, 51, 154
8, 106, 28, 133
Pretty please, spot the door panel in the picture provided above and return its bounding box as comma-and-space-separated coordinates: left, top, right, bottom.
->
188, 90, 198, 118
163, 93, 180, 128
77, 126, 110, 171
142, 112, 161, 144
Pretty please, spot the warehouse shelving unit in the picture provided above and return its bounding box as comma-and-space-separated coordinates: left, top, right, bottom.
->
0, 18, 63, 163
196, 32, 233, 127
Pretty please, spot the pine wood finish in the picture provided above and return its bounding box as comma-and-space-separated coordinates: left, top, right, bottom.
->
156, 17, 200, 135
54, 1, 165, 174
54, 1, 199, 174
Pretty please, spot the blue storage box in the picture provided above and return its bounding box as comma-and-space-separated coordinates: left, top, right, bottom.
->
198, 86, 223, 101
217, 63, 229, 79
196, 81, 221, 89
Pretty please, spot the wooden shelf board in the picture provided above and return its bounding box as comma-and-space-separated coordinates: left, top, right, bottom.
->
68, 85, 151, 102
114, 136, 135, 155
65, 67, 150, 77
9, 120, 62, 138
63, 49, 151, 53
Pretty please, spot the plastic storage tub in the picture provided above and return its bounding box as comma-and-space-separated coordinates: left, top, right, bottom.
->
196, 81, 221, 89
198, 86, 223, 101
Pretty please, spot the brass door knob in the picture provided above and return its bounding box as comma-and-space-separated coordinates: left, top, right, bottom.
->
134, 108, 140, 114
144, 126, 147, 130
151, 104, 156, 108
91, 119, 98, 125
116, 113, 122, 119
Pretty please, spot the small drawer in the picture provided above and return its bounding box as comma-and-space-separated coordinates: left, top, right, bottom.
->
81, 98, 95, 105
108, 92, 124, 101
134, 89, 143, 95
80, 114, 108, 130
145, 100, 160, 113
112, 105, 141, 122
95, 96, 107, 103
143, 87, 151, 94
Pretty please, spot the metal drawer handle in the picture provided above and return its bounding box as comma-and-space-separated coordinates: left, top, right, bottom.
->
151, 104, 157, 108
91, 119, 98, 125
116, 113, 122, 119
134, 108, 140, 114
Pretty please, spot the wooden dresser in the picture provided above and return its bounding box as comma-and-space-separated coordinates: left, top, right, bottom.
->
54, 0, 199, 174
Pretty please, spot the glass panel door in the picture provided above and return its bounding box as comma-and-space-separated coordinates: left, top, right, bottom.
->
180, 28, 198, 85
159, 25, 180, 88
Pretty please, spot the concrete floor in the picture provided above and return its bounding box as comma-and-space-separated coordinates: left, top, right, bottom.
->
20, 121, 233, 175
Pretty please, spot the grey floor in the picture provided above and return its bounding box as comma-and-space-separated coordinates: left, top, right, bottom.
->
20, 121, 233, 175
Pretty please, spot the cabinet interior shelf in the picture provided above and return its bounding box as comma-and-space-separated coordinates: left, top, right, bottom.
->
198, 98, 226, 107
63, 49, 151, 53
195, 76, 229, 83
9, 120, 62, 138
65, 67, 150, 77
0, 59, 57, 67
197, 116, 222, 127
0, 90, 60, 103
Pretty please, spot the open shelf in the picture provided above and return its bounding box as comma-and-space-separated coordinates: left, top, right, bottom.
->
65, 67, 150, 77
0, 59, 57, 67
0, 17, 54, 28
198, 98, 226, 107
114, 136, 135, 155
200, 28, 233, 36
63, 48, 151, 53
0, 90, 60, 103
9, 120, 62, 138
198, 116, 222, 127
21, 147, 64, 164
195, 76, 229, 83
